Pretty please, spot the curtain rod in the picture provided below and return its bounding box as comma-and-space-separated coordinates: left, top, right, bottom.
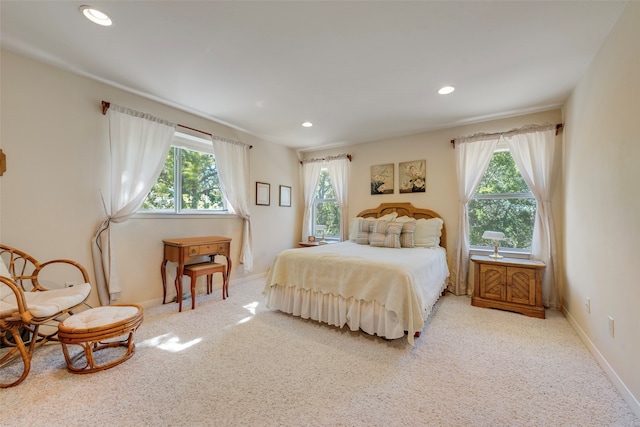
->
450, 123, 563, 148
299, 154, 352, 165
101, 101, 252, 149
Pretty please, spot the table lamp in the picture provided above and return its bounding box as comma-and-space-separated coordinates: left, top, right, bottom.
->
316, 225, 327, 244
482, 231, 505, 259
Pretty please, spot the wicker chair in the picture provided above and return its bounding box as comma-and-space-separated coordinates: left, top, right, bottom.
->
0, 244, 92, 387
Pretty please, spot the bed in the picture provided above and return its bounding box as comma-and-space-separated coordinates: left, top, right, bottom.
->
262, 203, 449, 344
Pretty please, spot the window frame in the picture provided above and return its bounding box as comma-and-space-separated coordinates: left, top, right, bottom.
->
468, 145, 535, 256
136, 131, 230, 217
311, 168, 340, 241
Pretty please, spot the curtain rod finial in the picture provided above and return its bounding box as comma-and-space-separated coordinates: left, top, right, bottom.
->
102, 101, 110, 115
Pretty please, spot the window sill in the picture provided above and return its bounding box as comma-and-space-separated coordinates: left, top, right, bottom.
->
133, 212, 239, 220
469, 247, 531, 259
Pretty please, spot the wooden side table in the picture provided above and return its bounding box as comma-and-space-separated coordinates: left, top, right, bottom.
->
298, 241, 336, 247
471, 255, 545, 319
161, 236, 231, 312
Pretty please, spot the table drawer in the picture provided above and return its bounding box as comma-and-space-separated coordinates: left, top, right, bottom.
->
194, 243, 228, 255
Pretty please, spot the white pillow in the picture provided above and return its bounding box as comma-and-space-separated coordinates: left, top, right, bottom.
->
378, 212, 398, 222
393, 215, 414, 223
348, 217, 361, 242
414, 217, 444, 247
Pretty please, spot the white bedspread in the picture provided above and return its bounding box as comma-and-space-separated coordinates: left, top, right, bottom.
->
263, 242, 449, 343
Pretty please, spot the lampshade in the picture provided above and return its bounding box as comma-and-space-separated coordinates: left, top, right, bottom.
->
482, 231, 505, 241
482, 230, 505, 259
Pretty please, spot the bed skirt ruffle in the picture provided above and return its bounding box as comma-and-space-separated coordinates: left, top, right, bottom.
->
264, 283, 445, 343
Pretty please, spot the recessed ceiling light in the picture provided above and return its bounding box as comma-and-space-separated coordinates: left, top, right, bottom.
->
301, 121, 313, 128
438, 86, 455, 95
79, 5, 113, 26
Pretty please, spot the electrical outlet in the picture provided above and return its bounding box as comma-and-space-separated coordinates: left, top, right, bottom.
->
585, 297, 590, 314
608, 316, 615, 337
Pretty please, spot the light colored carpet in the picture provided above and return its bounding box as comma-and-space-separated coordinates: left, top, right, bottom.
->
1, 278, 639, 427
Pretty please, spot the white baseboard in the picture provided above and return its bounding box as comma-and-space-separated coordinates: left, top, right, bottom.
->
563, 306, 640, 419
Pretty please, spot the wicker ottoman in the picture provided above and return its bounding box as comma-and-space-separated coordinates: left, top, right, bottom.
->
58, 304, 143, 374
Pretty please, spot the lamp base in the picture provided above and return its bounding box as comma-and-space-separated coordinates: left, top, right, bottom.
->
490, 244, 502, 259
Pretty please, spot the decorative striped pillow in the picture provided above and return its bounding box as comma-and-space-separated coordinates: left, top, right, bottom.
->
368, 220, 389, 247
399, 220, 416, 248
354, 218, 374, 245
384, 222, 403, 248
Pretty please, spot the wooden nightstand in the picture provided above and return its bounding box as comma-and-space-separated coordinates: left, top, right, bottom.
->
298, 241, 337, 248
471, 255, 545, 319
299, 241, 320, 247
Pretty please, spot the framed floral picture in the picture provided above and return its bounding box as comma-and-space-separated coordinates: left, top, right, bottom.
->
399, 160, 426, 193
370, 163, 394, 195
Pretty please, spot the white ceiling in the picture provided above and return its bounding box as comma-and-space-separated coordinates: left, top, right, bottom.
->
0, 1, 627, 151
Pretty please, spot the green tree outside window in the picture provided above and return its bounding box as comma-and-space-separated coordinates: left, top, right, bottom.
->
468, 151, 535, 249
313, 170, 340, 238
141, 146, 225, 212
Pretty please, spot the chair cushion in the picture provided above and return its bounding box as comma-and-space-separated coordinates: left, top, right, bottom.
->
60, 305, 141, 332
0, 282, 91, 318
184, 262, 225, 273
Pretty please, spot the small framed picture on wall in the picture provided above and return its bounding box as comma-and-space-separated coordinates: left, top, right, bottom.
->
256, 182, 270, 206
279, 185, 292, 207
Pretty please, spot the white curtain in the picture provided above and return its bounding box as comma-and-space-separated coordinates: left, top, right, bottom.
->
505, 125, 558, 308
453, 136, 499, 295
92, 105, 175, 305
211, 137, 253, 273
325, 155, 350, 241
301, 161, 322, 242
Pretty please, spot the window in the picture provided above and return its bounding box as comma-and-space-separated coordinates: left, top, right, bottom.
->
140, 133, 227, 213
468, 149, 535, 251
312, 169, 340, 240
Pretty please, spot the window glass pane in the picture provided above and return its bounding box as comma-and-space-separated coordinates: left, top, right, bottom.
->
142, 147, 175, 210
314, 200, 340, 238
314, 170, 340, 238
468, 198, 536, 249
180, 149, 224, 210
476, 151, 529, 194
469, 150, 535, 250
140, 144, 226, 213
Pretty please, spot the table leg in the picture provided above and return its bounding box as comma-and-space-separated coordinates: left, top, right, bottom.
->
161, 259, 168, 304
225, 257, 232, 298
175, 264, 185, 312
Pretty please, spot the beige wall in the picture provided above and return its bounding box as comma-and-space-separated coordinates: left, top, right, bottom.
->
302, 108, 563, 287
2, 5, 639, 413
562, 2, 640, 412
0, 49, 301, 307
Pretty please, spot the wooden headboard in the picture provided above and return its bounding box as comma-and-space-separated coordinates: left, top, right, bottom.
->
356, 203, 446, 250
